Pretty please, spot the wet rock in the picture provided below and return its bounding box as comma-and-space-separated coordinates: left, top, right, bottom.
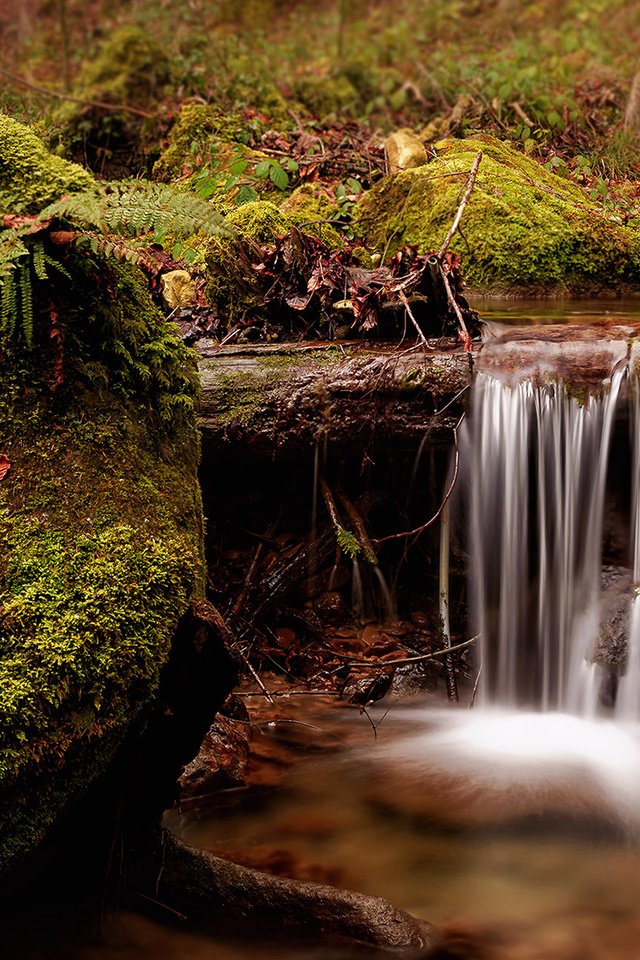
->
314, 591, 347, 622
597, 565, 633, 664
384, 129, 427, 175
153, 833, 436, 951
178, 705, 251, 802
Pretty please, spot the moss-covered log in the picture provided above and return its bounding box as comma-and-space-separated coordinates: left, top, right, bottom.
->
197, 342, 472, 454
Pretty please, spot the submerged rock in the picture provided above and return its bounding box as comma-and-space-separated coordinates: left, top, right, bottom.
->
354, 134, 640, 293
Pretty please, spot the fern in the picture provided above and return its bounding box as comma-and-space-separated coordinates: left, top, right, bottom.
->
42, 181, 230, 242
336, 526, 361, 561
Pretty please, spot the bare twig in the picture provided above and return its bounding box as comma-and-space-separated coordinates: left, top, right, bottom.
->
330, 635, 479, 666
372, 415, 463, 544
510, 101, 534, 127
398, 289, 428, 344
439, 463, 458, 702
440, 265, 472, 351
438, 150, 483, 257
469, 662, 482, 709
0, 64, 156, 118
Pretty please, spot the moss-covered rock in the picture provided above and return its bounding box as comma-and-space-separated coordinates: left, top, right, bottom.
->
0, 122, 204, 874
204, 201, 287, 325
153, 103, 263, 182
280, 184, 344, 247
0, 115, 95, 213
292, 73, 360, 118
354, 134, 640, 293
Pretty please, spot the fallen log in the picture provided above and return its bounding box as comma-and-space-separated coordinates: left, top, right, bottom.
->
198, 341, 471, 454
146, 831, 437, 952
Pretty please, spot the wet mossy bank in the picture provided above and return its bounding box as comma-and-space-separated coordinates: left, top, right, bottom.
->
0, 120, 209, 875
0, 290, 205, 875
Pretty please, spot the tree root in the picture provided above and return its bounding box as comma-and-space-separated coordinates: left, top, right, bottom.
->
147, 831, 437, 952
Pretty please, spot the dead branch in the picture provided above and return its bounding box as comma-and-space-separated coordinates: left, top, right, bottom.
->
438, 150, 483, 257
440, 265, 472, 351
0, 64, 156, 117
439, 464, 458, 702
372, 415, 463, 544
319, 476, 343, 531
328, 634, 479, 666
335, 483, 378, 565
510, 101, 534, 127
398, 288, 429, 344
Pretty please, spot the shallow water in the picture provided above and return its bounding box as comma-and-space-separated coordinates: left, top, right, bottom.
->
162, 697, 640, 960
474, 297, 640, 326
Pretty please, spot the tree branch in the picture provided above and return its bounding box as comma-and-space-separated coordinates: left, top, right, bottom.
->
0, 65, 156, 118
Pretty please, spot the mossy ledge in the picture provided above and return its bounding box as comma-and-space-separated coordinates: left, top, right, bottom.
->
354, 134, 640, 295
0, 121, 205, 875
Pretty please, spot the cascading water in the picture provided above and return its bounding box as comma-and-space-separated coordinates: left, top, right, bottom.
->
616, 378, 640, 719
460, 365, 639, 718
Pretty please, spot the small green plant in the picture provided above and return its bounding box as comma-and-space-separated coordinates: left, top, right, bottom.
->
336, 526, 361, 561
191, 151, 299, 206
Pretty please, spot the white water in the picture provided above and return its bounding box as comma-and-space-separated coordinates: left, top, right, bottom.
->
460, 370, 625, 714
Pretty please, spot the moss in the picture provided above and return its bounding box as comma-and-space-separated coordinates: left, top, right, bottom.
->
225, 200, 289, 244
353, 134, 640, 293
210, 350, 340, 427
153, 103, 264, 182
292, 74, 360, 119
0, 115, 95, 213
49, 26, 171, 170
280, 185, 344, 248
0, 127, 204, 875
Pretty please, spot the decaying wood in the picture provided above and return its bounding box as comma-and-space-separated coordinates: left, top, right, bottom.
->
198, 342, 471, 454
149, 832, 437, 952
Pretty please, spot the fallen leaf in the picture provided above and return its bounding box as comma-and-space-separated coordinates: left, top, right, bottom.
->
0, 455, 11, 480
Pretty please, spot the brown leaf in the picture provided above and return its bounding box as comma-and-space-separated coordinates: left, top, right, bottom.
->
0, 454, 11, 480
2, 214, 51, 234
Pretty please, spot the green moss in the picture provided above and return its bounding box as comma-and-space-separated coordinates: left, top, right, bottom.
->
50, 26, 170, 166
210, 350, 340, 427
153, 103, 263, 182
0, 115, 95, 213
280, 185, 344, 248
203, 201, 289, 323
353, 134, 640, 292
225, 200, 289, 243
0, 126, 204, 875
292, 74, 360, 119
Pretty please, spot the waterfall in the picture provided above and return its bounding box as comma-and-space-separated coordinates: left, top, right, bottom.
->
616, 379, 640, 719
461, 369, 625, 714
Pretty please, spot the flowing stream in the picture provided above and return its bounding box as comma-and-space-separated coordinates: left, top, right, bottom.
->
10, 313, 640, 960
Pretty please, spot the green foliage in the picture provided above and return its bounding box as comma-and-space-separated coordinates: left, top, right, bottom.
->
43, 181, 228, 244
336, 527, 361, 561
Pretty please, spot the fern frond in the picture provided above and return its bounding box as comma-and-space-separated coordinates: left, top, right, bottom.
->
18, 263, 34, 348
0, 270, 17, 338
336, 527, 361, 561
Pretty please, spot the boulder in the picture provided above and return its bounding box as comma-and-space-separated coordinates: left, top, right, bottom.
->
354, 134, 640, 294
